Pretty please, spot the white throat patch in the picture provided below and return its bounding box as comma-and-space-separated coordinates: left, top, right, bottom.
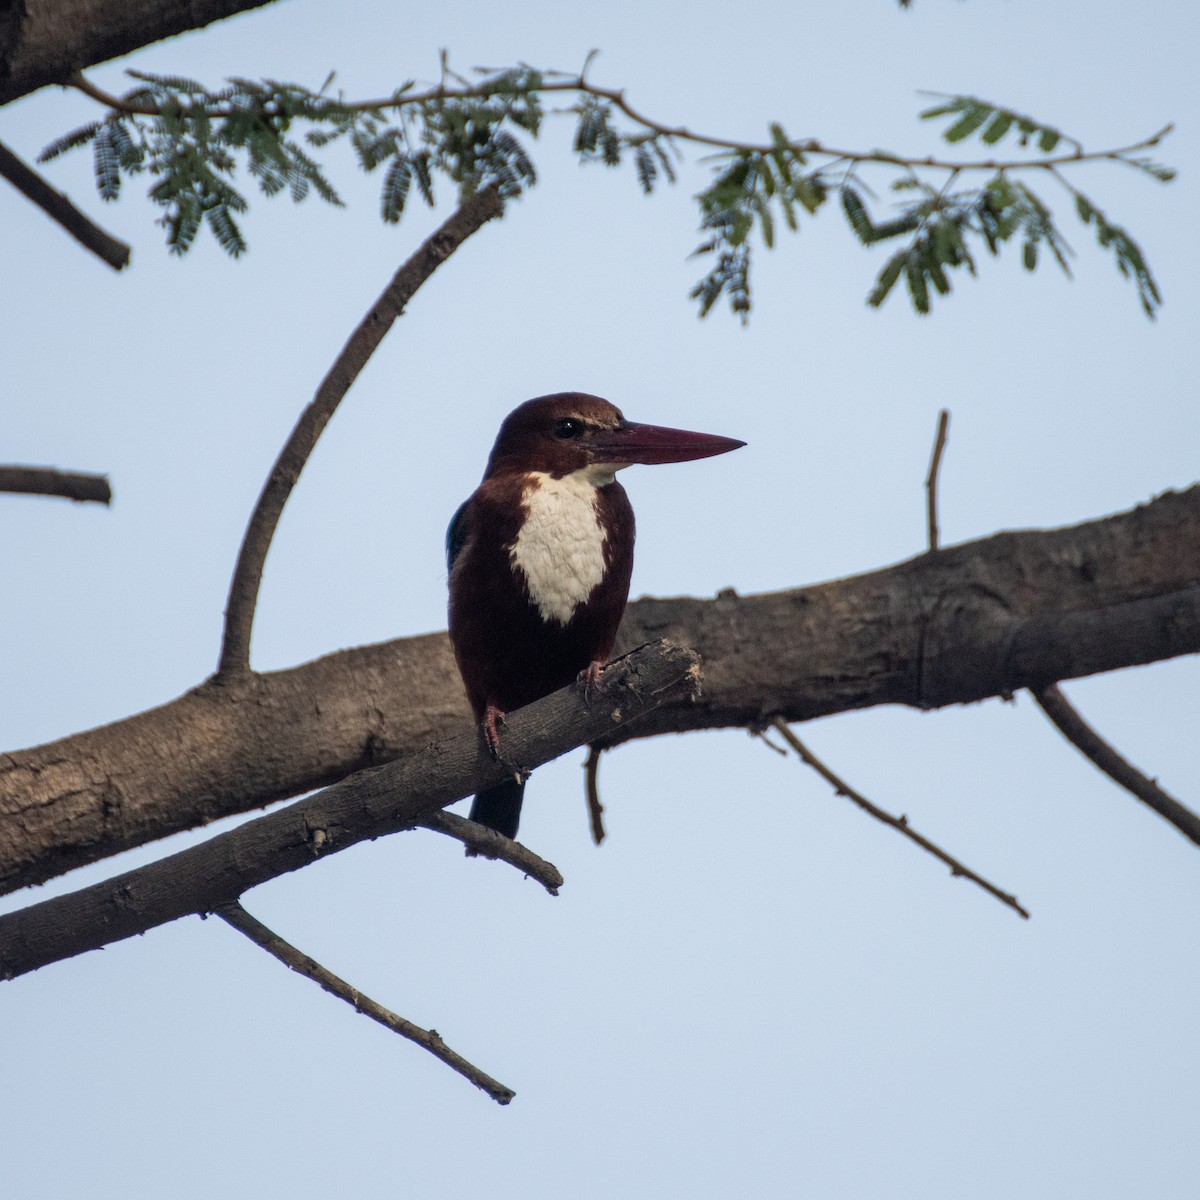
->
511, 467, 611, 625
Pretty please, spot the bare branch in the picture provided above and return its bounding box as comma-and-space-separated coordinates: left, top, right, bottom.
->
215, 184, 505, 679
1032, 683, 1200, 846
215, 901, 515, 1104
925, 408, 950, 551
5, 486, 1200, 900
419, 811, 564, 894
584, 745, 606, 845
769, 718, 1030, 919
0, 140, 130, 270
0, 465, 111, 504
0, 641, 700, 979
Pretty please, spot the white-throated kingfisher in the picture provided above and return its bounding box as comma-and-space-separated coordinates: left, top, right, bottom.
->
447, 392, 744, 840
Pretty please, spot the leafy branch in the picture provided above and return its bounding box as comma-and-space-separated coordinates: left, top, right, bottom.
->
850, 171, 1075, 316
47, 64, 1174, 318
837, 94, 1171, 316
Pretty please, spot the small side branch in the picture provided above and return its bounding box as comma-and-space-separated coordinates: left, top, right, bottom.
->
1032, 684, 1200, 846
214, 901, 514, 1104
925, 408, 950, 551
584, 745, 606, 845
769, 718, 1029, 919
215, 184, 505, 678
0, 139, 131, 271
419, 811, 564, 893
0, 466, 111, 505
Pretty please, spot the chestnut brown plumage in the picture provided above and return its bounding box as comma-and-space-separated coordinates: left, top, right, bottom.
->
447, 392, 744, 839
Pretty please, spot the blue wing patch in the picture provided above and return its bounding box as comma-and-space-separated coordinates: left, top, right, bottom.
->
446, 499, 471, 573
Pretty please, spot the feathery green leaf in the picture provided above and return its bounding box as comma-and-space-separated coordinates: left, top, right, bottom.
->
868, 249, 907, 308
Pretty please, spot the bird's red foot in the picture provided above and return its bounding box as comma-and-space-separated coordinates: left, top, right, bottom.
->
482, 705, 506, 759
577, 660, 605, 703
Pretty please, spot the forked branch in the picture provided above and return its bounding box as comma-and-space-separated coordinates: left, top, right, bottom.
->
0, 641, 699, 980
5, 487, 1200, 900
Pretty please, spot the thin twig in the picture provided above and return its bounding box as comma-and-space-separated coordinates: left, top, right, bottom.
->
584, 745, 606, 845
0, 465, 111, 504
752, 727, 789, 756
215, 185, 504, 678
419, 810, 564, 892
70, 70, 1172, 179
769, 718, 1029, 919
0, 138, 131, 271
214, 901, 514, 1104
925, 409, 950, 552
1032, 684, 1200, 846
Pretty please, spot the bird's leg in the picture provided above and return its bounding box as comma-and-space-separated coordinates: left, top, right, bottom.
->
482, 704, 507, 759
577, 659, 605, 704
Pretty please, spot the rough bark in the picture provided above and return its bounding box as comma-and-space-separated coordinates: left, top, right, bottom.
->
0, 641, 701, 980
0, 0, 281, 106
1, 485, 1198, 899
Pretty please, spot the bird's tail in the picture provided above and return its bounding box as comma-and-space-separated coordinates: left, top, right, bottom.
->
469, 778, 526, 840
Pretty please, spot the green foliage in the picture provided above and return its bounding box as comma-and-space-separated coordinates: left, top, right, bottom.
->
1074, 195, 1162, 317
689, 241, 751, 319
829, 93, 1168, 317
856, 171, 1081, 315
42, 71, 349, 254
572, 98, 678, 194
41, 69, 1172, 319
850, 166, 1162, 318
41, 66, 546, 254
920, 94, 1074, 153
688, 133, 829, 321
921, 93, 1176, 187
573, 98, 623, 167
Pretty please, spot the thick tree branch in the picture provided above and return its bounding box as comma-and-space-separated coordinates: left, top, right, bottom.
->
0, 140, 130, 270
0, 0, 282, 106
215, 901, 516, 1104
1031, 683, 1200, 845
0, 642, 698, 980
0, 465, 112, 504
3, 486, 1200, 898
216, 185, 505, 678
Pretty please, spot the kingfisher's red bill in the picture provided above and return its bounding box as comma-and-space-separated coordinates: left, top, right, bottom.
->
447, 392, 745, 842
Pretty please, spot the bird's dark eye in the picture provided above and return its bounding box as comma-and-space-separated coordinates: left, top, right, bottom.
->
553, 418, 584, 440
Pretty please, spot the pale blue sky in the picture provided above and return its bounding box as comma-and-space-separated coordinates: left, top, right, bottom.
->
2, 2, 1198, 1197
